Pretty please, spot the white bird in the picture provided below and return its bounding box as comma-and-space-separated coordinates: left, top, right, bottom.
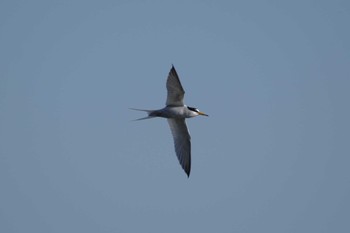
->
131, 65, 208, 177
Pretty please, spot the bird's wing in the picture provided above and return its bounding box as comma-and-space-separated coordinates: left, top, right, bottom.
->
167, 118, 191, 177
166, 66, 185, 106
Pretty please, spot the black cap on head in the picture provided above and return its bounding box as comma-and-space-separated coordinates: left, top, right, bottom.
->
187, 106, 199, 112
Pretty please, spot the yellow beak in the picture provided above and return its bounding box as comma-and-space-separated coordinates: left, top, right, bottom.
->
198, 111, 209, 116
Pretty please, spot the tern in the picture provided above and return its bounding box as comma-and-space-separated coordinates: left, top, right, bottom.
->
131, 65, 208, 177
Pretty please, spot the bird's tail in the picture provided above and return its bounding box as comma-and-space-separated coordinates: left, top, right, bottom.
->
129, 108, 157, 121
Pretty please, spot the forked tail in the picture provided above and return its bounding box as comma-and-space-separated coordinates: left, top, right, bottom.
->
129, 108, 157, 121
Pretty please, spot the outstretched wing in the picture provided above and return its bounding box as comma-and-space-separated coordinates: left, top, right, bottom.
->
166, 65, 185, 106
167, 118, 191, 177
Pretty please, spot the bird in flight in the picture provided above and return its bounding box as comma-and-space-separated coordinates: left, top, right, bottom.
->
131, 65, 208, 177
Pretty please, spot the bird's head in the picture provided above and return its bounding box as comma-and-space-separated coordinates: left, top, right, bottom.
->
187, 106, 209, 117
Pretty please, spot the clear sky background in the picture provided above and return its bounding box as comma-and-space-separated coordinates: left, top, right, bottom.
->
1, 0, 349, 232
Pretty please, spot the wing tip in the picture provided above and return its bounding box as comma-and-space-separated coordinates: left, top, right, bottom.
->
170, 64, 177, 74
184, 163, 191, 178
185, 170, 191, 178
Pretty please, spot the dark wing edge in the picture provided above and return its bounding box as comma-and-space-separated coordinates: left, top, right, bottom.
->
167, 119, 191, 177
166, 65, 185, 106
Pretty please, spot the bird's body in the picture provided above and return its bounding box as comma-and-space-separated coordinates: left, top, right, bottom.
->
131, 65, 208, 177
146, 106, 200, 119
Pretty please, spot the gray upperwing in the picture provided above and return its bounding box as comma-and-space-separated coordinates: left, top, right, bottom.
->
166, 65, 185, 106
167, 118, 191, 177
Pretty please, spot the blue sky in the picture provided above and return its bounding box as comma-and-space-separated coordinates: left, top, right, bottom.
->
1, 0, 349, 232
